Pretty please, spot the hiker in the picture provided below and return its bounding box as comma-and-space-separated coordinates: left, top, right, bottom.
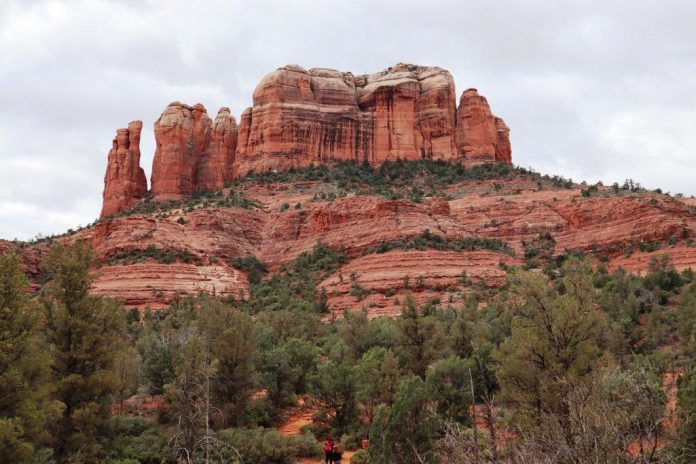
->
332, 443, 343, 463
324, 438, 334, 464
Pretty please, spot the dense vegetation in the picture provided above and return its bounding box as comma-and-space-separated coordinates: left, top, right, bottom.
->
2, 238, 696, 463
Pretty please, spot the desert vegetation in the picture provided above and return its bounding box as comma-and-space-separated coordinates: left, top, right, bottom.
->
1, 238, 696, 463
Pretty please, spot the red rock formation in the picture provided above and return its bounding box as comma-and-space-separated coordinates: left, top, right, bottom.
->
234, 63, 489, 175
100, 121, 147, 218
455, 89, 511, 164
77, 178, 696, 312
197, 107, 238, 191
150, 102, 212, 200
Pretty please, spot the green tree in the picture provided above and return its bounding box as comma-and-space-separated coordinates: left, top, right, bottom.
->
142, 332, 180, 395
0, 251, 51, 462
211, 311, 256, 427
495, 257, 606, 450
355, 347, 401, 423
44, 241, 125, 463
312, 361, 358, 435
397, 295, 439, 378
425, 356, 472, 424
368, 375, 440, 464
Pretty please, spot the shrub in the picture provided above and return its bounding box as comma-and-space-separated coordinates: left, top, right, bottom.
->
232, 255, 268, 285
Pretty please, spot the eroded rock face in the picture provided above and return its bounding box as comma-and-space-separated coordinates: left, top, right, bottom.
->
455, 89, 511, 164
197, 107, 238, 191
101, 121, 148, 218
235, 63, 495, 175
102, 63, 511, 215
150, 102, 212, 200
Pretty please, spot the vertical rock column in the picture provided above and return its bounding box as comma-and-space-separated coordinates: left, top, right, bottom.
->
197, 107, 238, 191
150, 102, 212, 200
454, 88, 511, 164
100, 120, 148, 218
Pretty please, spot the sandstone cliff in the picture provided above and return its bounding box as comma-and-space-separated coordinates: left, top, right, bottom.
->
100, 63, 511, 215
101, 121, 148, 218
234, 63, 508, 175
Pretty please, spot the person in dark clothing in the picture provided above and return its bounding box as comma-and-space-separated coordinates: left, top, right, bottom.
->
332, 444, 343, 463
324, 438, 334, 464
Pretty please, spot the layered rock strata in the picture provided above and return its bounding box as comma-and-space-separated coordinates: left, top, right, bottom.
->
100, 63, 511, 215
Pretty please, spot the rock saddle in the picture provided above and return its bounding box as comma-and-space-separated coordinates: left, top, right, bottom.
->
100, 63, 511, 217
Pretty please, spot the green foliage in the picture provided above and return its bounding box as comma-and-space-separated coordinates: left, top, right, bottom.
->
425, 356, 473, 424
676, 362, 696, 461
243, 243, 346, 314
355, 348, 401, 422
234, 159, 546, 201
210, 311, 257, 427
369, 228, 514, 256
312, 362, 359, 436
142, 333, 180, 395
231, 255, 268, 285
397, 295, 443, 378
113, 188, 262, 218
495, 257, 606, 418
107, 244, 201, 266
215, 427, 320, 464
0, 251, 51, 462
100, 416, 170, 464
43, 241, 126, 463
368, 375, 441, 464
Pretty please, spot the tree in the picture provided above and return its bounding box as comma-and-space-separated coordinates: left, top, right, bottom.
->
425, 356, 472, 425
211, 311, 256, 427
355, 347, 401, 423
398, 296, 439, 378
495, 257, 606, 450
142, 332, 180, 395
44, 241, 125, 463
369, 375, 440, 464
167, 335, 236, 463
0, 251, 51, 462
313, 361, 358, 435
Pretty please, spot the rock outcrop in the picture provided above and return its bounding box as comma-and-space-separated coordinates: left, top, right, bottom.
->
100, 121, 148, 218
197, 107, 238, 191
455, 89, 511, 164
101, 63, 512, 212
235, 63, 492, 175
150, 102, 212, 200
83, 173, 696, 313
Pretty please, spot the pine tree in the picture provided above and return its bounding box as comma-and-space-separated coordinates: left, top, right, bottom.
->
0, 251, 50, 462
43, 241, 125, 463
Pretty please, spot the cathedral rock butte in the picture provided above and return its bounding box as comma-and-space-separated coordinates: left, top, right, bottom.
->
101, 63, 511, 218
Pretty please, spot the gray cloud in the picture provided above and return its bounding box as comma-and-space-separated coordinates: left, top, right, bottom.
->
1, 0, 695, 239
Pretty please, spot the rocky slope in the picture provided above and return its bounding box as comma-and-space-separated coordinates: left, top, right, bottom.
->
58, 169, 696, 316
99, 63, 511, 217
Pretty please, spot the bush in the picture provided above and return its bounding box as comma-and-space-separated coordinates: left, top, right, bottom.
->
216, 428, 320, 464
232, 255, 268, 285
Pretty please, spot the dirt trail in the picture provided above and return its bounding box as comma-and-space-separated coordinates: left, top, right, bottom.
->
276, 398, 357, 463
277, 406, 316, 436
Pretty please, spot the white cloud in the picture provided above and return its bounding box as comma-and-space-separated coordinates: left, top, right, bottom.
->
1, 0, 695, 239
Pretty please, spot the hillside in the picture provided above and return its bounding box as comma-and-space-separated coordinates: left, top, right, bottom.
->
6, 161, 696, 317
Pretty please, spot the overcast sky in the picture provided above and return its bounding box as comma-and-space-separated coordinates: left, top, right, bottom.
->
1, 0, 695, 240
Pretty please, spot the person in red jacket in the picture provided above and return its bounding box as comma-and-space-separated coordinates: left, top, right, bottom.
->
324, 438, 334, 464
